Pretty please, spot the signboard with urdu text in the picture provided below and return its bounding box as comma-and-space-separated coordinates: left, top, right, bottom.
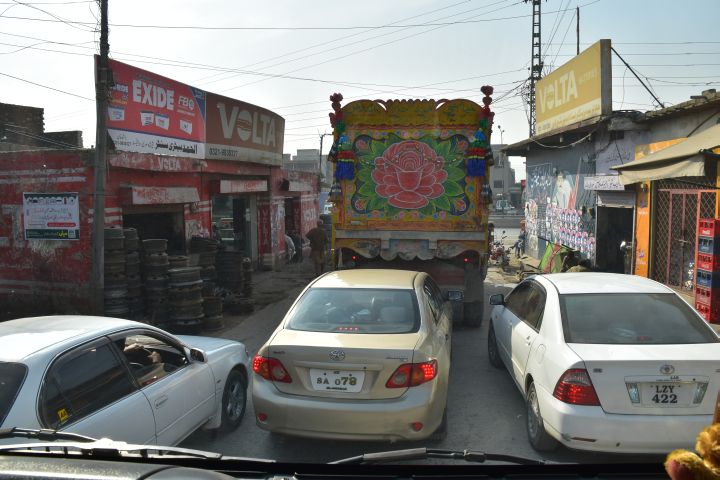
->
535, 39, 612, 136
104, 57, 207, 158
23, 192, 80, 240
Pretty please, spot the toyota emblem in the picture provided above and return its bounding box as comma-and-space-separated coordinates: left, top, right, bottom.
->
660, 364, 675, 375
329, 350, 346, 361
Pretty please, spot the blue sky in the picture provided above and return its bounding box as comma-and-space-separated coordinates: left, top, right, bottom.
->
1, 0, 718, 178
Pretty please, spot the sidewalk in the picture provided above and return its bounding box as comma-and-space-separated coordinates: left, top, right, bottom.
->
214, 258, 317, 336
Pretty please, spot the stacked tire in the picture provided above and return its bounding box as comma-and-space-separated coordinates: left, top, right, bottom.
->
124, 228, 143, 320
104, 228, 129, 318
216, 251, 243, 292
168, 266, 204, 333
142, 238, 169, 326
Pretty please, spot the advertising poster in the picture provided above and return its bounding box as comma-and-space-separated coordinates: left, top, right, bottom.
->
103, 57, 206, 158
205, 92, 285, 166
23, 192, 80, 240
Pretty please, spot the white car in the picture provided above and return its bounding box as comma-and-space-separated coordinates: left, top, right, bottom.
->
0, 316, 250, 446
487, 273, 720, 454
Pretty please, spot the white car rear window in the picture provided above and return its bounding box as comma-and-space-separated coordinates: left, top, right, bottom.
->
560, 293, 719, 344
286, 288, 420, 334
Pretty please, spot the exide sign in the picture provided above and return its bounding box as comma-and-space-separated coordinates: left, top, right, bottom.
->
100, 57, 284, 166
206, 93, 285, 166
104, 57, 206, 158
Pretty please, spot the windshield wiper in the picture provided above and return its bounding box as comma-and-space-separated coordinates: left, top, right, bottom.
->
0, 427, 97, 443
0, 435, 274, 463
330, 447, 548, 465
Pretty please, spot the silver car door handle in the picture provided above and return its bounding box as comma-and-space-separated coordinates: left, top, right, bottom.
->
155, 395, 169, 408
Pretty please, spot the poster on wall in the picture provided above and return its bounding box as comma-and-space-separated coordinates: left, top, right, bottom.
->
525, 159, 597, 259
23, 192, 80, 240
102, 57, 206, 158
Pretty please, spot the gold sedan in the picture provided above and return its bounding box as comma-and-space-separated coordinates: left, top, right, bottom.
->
252, 269, 452, 441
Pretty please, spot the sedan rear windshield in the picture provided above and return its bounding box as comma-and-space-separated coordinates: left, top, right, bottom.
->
0, 362, 28, 425
286, 288, 420, 334
560, 293, 719, 344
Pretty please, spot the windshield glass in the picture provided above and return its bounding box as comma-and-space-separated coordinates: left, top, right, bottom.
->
0, 362, 27, 426
285, 288, 419, 334
3, 0, 719, 472
560, 293, 720, 344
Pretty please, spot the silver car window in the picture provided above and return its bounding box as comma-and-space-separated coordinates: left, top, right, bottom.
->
39, 340, 136, 429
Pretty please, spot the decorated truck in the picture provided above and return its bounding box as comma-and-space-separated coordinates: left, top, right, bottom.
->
326, 87, 496, 327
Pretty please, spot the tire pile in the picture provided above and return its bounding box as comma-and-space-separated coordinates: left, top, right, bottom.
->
190, 237, 223, 331
142, 238, 170, 326
104, 227, 129, 317
216, 251, 255, 315
167, 266, 204, 333
123, 228, 143, 320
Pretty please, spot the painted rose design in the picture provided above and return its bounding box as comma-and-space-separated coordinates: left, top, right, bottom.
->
372, 140, 448, 209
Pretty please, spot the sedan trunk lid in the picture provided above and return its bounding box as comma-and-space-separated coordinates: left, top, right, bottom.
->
266, 329, 421, 399
569, 343, 720, 415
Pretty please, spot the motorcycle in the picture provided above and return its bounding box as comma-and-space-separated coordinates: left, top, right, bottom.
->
490, 231, 511, 271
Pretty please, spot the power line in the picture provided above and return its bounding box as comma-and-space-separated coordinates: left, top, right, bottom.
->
0, 35, 529, 99
0, 71, 94, 101
5, 0, 96, 32
0, 0, 92, 3
195, 0, 490, 86
2, 125, 84, 149
0, 1, 601, 30
223, 0, 525, 92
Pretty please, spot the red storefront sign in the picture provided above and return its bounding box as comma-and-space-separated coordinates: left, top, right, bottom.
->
219, 179, 268, 194
104, 57, 206, 158
205, 92, 285, 166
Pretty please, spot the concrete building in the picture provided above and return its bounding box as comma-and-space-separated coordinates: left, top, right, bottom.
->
489, 144, 517, 210
0, 102, 83, 151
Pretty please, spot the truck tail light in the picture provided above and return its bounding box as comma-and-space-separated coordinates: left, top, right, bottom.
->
553, 369, 600, 406
386, 360, 437, 388
252, 355, 292, 383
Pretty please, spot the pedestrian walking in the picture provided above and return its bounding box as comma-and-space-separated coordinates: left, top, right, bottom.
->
306, 220, 328, 277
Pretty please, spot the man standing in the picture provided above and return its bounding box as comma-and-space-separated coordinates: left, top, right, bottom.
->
306, 220, 328, 277
284, 232, 296, 263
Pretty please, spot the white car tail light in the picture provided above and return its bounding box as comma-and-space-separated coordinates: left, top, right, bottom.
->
553, 369, 600, 406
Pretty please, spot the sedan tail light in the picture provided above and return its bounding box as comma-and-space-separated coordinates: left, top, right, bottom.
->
252, 355, 292, 383
386, 360, 437, 388
552, 369, 600, 406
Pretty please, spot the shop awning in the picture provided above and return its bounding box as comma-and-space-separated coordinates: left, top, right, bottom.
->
612, 124, 720, 184
126, 186, 200, 205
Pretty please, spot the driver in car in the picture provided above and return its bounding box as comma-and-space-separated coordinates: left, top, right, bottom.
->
123, 342, 162, 364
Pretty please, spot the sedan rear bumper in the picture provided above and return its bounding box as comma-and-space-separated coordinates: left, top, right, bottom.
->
252, 378, 444, 441
537, 385, 710, 453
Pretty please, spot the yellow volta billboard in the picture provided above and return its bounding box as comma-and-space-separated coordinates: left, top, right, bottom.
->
535, 39, 612, 136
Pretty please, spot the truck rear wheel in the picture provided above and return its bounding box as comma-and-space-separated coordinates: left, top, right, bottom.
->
463, 301, 483, 328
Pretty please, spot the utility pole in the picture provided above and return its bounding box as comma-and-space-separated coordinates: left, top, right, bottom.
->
576, 6, 580, 55
91, 0, 109, 314
318, 132, 331, 179
524, 0, 543, 137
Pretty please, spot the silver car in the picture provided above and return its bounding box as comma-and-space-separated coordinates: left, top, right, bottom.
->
252, 269, 452, 441
0, 316, 250, 446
